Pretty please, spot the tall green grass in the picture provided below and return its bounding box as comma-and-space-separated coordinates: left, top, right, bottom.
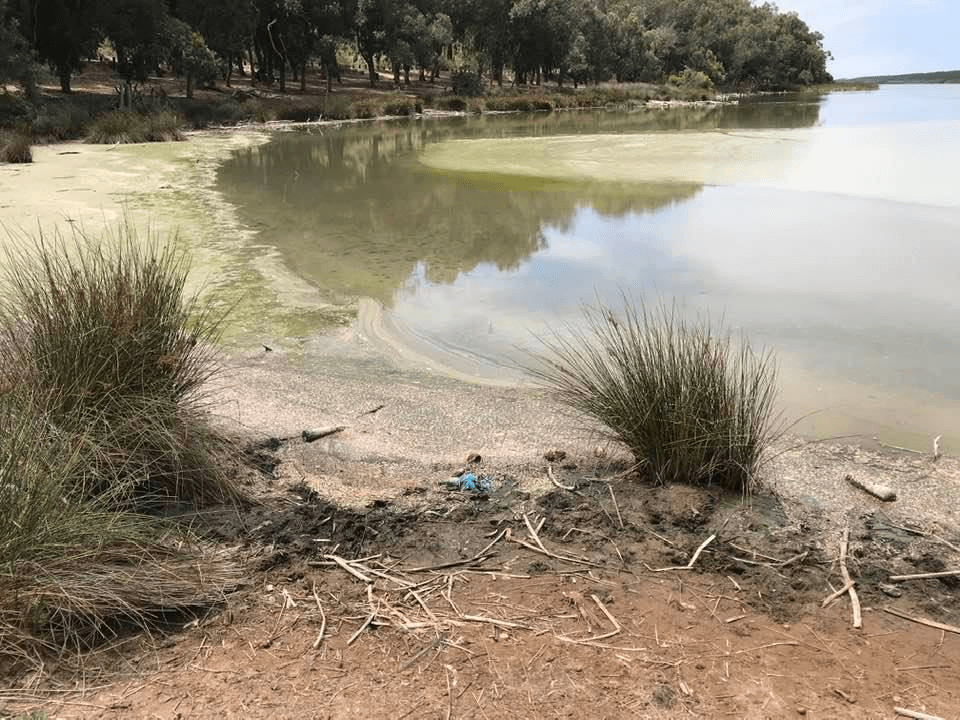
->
527, 297, 781, 493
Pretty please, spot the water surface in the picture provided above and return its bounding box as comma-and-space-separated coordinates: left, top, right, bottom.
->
216, 87, 960, 451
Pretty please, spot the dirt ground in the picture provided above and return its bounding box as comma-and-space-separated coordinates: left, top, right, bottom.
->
4, 345, 959, 720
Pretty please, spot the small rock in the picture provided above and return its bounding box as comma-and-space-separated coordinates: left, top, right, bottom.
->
544, 448, 567, 462
465, 452, 482, 464
879, 582, 902, 598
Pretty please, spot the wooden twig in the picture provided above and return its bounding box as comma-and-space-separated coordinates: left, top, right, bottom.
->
883, 607, 960, 636
845, 474, 897, 502
838, 528, 862, 629
325, 555, 373, 584
523, 513, 549, 554
608, 485, 624, 529
895, 708, 945, 720
821, 581, 854, 608
312, 583, 327, 650
347, 611, 376, 646
931, 534, 960, 554
402, 532, 504, 573
547, 464, 575, 491
591, 594, 622, 632
461, 615, 529, 630
505, 528, 602, 568
647, 534, 716, 572
889, 570, 960, 582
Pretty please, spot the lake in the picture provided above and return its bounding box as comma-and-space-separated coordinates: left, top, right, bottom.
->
215, 85, 960, 451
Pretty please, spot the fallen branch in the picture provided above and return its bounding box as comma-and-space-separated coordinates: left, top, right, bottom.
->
461, 615, 529, 630
889, 570, 960, 582
845, 474, 897, 502
547, 464, 575, 491
647, 534, 716, 572
883, 607, 960, 636
838, 528, 862, 629
895, 708, 945, 720
608, 485, 624, 529
505, 528, 602, 568
347, 610, 376, 646
325, 555, 373, 584
312, 583, 327, 650
821, 580, 854, 608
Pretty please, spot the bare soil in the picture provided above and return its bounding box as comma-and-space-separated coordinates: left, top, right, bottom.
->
5, 409, 959, 719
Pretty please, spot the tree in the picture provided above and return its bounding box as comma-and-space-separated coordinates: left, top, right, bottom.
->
0, 0, 41, 100
98, 0, 170, 85
177, 0, 256, 86
18, 0, 99, 92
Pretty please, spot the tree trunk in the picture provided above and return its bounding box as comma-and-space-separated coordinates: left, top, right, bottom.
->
403, 65, 410, 86
393, 62, 400, 86
364, 53, 377, 86
301, 60, 307, 92
58, 64, 72, 93
186, 71, 194, 99
225, 53, 233, 87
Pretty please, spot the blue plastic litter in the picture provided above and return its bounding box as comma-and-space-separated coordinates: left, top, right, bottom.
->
457, 473, 493, 493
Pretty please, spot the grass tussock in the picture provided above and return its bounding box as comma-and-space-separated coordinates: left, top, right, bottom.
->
0, 221, 243, 674
0, 133, 32, 163
527, 297, 781, 494
86, 110, 184, 144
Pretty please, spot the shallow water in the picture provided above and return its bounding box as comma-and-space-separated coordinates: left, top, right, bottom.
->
215, 86, 960, 451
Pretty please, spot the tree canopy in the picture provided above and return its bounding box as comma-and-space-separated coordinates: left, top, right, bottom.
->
1, 0, 832, 97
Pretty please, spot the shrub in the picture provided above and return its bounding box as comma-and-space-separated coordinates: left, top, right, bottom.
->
352, 100, 379, 119
86, 110, 184, 143
0, 133, 32, 163
30, 105, 92, 140
320, 95, 354, 120
451, 70, 484, 97
382, 99, 415, 116
668, 68, 714, 91
434, 96, 467, 112
527, 297, 781, 493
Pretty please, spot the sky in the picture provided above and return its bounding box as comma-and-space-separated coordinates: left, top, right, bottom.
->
772, 0, 958, 78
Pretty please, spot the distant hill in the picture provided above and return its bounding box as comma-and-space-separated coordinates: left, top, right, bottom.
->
844, 70, 960, 84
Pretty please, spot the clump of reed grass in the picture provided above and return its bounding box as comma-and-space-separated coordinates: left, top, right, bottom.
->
0, 220, 240, 507
0, 132, 32, 163
86, 110, 184, 144
527, 297, 781, 493
0, 221, 243, 675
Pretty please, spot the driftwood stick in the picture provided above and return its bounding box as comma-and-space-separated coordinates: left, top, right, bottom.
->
687, 534, 716, 568
931, 534, 960, 554
608, 485, 624, 529
461, 615, 530, 630
845, 474, 897, 502
347, 611, 376, 646
505, 528, 602, 568
650, 534, 719, 572
838, 528, 862, 628
883, 607, 960, 636
889, 570, 960, 582
547, 464, 575, 491
591, 594, 622, 632
895, 708, 945, 720
311, 583, 327, 650
523, 513, 549, 554
326, 555, 373, 584
821, 580, 854, 608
